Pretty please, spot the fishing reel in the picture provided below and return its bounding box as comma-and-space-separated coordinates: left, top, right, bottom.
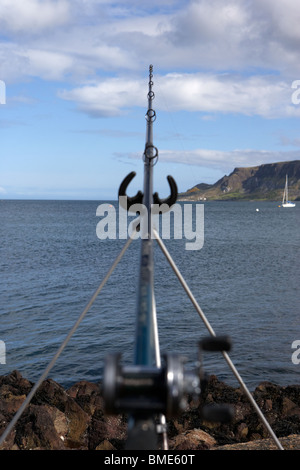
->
103, 335, 234, 423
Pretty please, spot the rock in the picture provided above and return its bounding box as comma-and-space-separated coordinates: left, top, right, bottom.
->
67, 380, 103, 416
213, 434, 300, 450
32, 377, 91, 449
96, 439, 116, 450
169, 429, 217, 450
236, 422, 248, 440
0, 370, 32, 395
282, 397, 300, 419
88, 413, 126, 450
16, 404, 66, 450
0, 370, 32, 418
0, 371, 299, 450
0, 413, 17, 450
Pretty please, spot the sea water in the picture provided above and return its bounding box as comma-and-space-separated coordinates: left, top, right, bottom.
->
0, 199, 299, 389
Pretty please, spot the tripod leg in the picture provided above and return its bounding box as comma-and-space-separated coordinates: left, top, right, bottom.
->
153, 229, 283, 451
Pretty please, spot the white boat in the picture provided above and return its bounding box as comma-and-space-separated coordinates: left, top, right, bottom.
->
281, 174, 296, 207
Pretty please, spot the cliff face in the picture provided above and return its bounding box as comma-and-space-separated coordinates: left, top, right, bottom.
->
180, 160, 300, 201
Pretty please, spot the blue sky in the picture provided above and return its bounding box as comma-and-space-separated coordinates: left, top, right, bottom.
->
1, 0, 300, 200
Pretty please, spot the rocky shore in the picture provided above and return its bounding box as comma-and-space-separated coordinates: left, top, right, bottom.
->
0, 370, 299, 450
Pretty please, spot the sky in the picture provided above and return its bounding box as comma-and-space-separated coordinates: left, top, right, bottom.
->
1, 0, 300, 200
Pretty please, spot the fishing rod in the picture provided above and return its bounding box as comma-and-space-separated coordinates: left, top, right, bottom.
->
0, 65, 283, 451
0, 65, 231, 451
102, 65, 233, 450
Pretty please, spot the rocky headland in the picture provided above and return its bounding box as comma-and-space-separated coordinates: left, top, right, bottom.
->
179, 160, 300, 201
0, 370, 300, 450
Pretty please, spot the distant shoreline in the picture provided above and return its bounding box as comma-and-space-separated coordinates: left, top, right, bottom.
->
179, 160, 300, 202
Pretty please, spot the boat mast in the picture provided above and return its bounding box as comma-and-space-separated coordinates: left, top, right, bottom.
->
282, 174, 288, 204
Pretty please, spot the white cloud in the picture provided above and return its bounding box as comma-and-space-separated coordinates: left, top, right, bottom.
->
159, 148, 300, 170
124, 148, 300, 172
160, 0, 300, 73
0, 0, 70, 33
59, 77, 145, 117
2, 0, 300, 85
59, 72, 300, 119
0, 44, 76, 82
257, 0, 300, 44
26, 49, 74, 80
167, 0, 248, 46
1, 0, 300, 122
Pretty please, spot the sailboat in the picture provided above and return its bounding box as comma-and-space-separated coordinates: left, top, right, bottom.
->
281, 174, 296, 207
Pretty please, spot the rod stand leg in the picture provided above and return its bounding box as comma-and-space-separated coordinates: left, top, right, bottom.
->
153, 229, 284, 451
